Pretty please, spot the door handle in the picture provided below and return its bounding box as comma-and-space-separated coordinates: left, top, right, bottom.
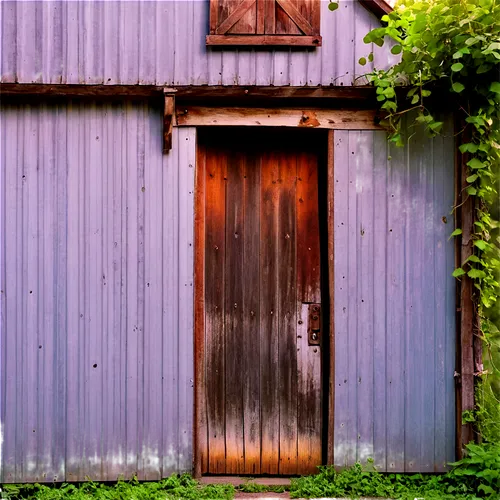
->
308, 303, 321, 346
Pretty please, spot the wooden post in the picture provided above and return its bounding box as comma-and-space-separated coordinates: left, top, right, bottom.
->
456, 122, 477, 457
163, 91, 176, 153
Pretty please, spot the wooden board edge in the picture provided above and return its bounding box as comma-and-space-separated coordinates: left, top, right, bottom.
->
327, 130, 335, 465
206, 35, 322, 46
176, 107, 383, 130
193, 131, 206, 478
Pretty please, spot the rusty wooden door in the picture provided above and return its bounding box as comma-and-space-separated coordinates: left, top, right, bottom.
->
196, 129, 323, 476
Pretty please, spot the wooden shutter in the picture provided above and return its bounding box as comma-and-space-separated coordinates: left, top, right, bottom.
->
206, 0, 321, 46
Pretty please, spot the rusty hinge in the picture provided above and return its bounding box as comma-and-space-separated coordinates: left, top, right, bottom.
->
308, 303, 321, 346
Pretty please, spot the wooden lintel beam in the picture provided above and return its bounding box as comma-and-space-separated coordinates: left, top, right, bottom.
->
163, 92, 175, 153
176, 106, 383, 130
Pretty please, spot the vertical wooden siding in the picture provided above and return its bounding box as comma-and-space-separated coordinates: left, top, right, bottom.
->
0, 0, 393, 86
0, 100, 196, 483
332, 118, 457, 472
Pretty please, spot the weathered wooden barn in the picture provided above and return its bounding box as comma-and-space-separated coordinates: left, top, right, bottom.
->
0, 0, 474, 484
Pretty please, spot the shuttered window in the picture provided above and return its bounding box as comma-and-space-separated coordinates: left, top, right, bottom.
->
206, 0, 321, 46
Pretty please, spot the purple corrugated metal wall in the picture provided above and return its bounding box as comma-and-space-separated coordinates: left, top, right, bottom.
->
0, 103, 458, 482
0, 100, 195, 482
333, 118, 457, 472
0, 0, 394, 87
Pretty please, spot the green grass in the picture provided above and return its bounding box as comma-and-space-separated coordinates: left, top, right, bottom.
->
290, 464, 478, 499
3, 444, 500, 500
0, 475, 234, 500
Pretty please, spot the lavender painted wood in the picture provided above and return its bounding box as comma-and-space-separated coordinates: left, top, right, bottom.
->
333, 116, 456, 473
0, 101, 195, 483
0, 0, 394, 87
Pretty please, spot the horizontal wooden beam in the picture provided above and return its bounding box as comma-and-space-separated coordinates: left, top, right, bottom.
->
206, 35, 321, 46
0, 83, 167, 98
173, 86, 375, 101
0, 83, 377, 103
176, 106, 383, 130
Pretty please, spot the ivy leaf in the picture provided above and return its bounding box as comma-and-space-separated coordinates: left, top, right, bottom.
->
453, 268, 466, 278
467, 158, 486, 169
467, 186, 477, 195
474, 240, 488, 251
451, 63, 464, 72
468, 268, 487, 279
453, 48, 470, 59
359, 57, 367, 66
383, 87, 396, 98
449, 228, 462, 240
328, 1, 339, 11
459, 142, 478, 154
465, 37, 480, 46
466, 174, 478, 183
429, 121, 443, 132
391, 45, 403, 55
368, 53, 374, 62
411, 94, 419, 105
478, 484, 495, 495
466, 255, 482, 264
452, 82, 465, 93
477, 64, 491, 74
490, 81, 500, 94
381, 100, 397, 112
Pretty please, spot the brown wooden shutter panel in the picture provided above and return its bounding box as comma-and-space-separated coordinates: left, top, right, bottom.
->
207, 0, 321, 46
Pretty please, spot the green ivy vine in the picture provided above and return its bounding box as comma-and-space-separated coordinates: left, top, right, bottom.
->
359, 0, 500, 437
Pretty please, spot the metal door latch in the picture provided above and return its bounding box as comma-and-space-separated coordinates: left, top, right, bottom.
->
308, 303, 321, 346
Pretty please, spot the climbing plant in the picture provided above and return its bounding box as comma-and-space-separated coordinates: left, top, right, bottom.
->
355, 0, 500, 438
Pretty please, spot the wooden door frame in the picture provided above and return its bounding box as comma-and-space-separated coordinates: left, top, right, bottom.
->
326, 130, 335, 466
192, 126, 336, 477
194, 131, 207, 478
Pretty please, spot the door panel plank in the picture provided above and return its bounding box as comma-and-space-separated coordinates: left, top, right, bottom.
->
225, 150, 245, 474
296, 150, 322, 474
277, 151, 298, 475
296, 303, 322, 474
260, 148, 281, 475
242, 152, 261, 474
205, 145, 227, 474
196, 143, 208, 476
297, 150, 321, 304
264, 0, 276, 34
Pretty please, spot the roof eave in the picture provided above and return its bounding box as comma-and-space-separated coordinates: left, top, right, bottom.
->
358, 0, 393, 19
